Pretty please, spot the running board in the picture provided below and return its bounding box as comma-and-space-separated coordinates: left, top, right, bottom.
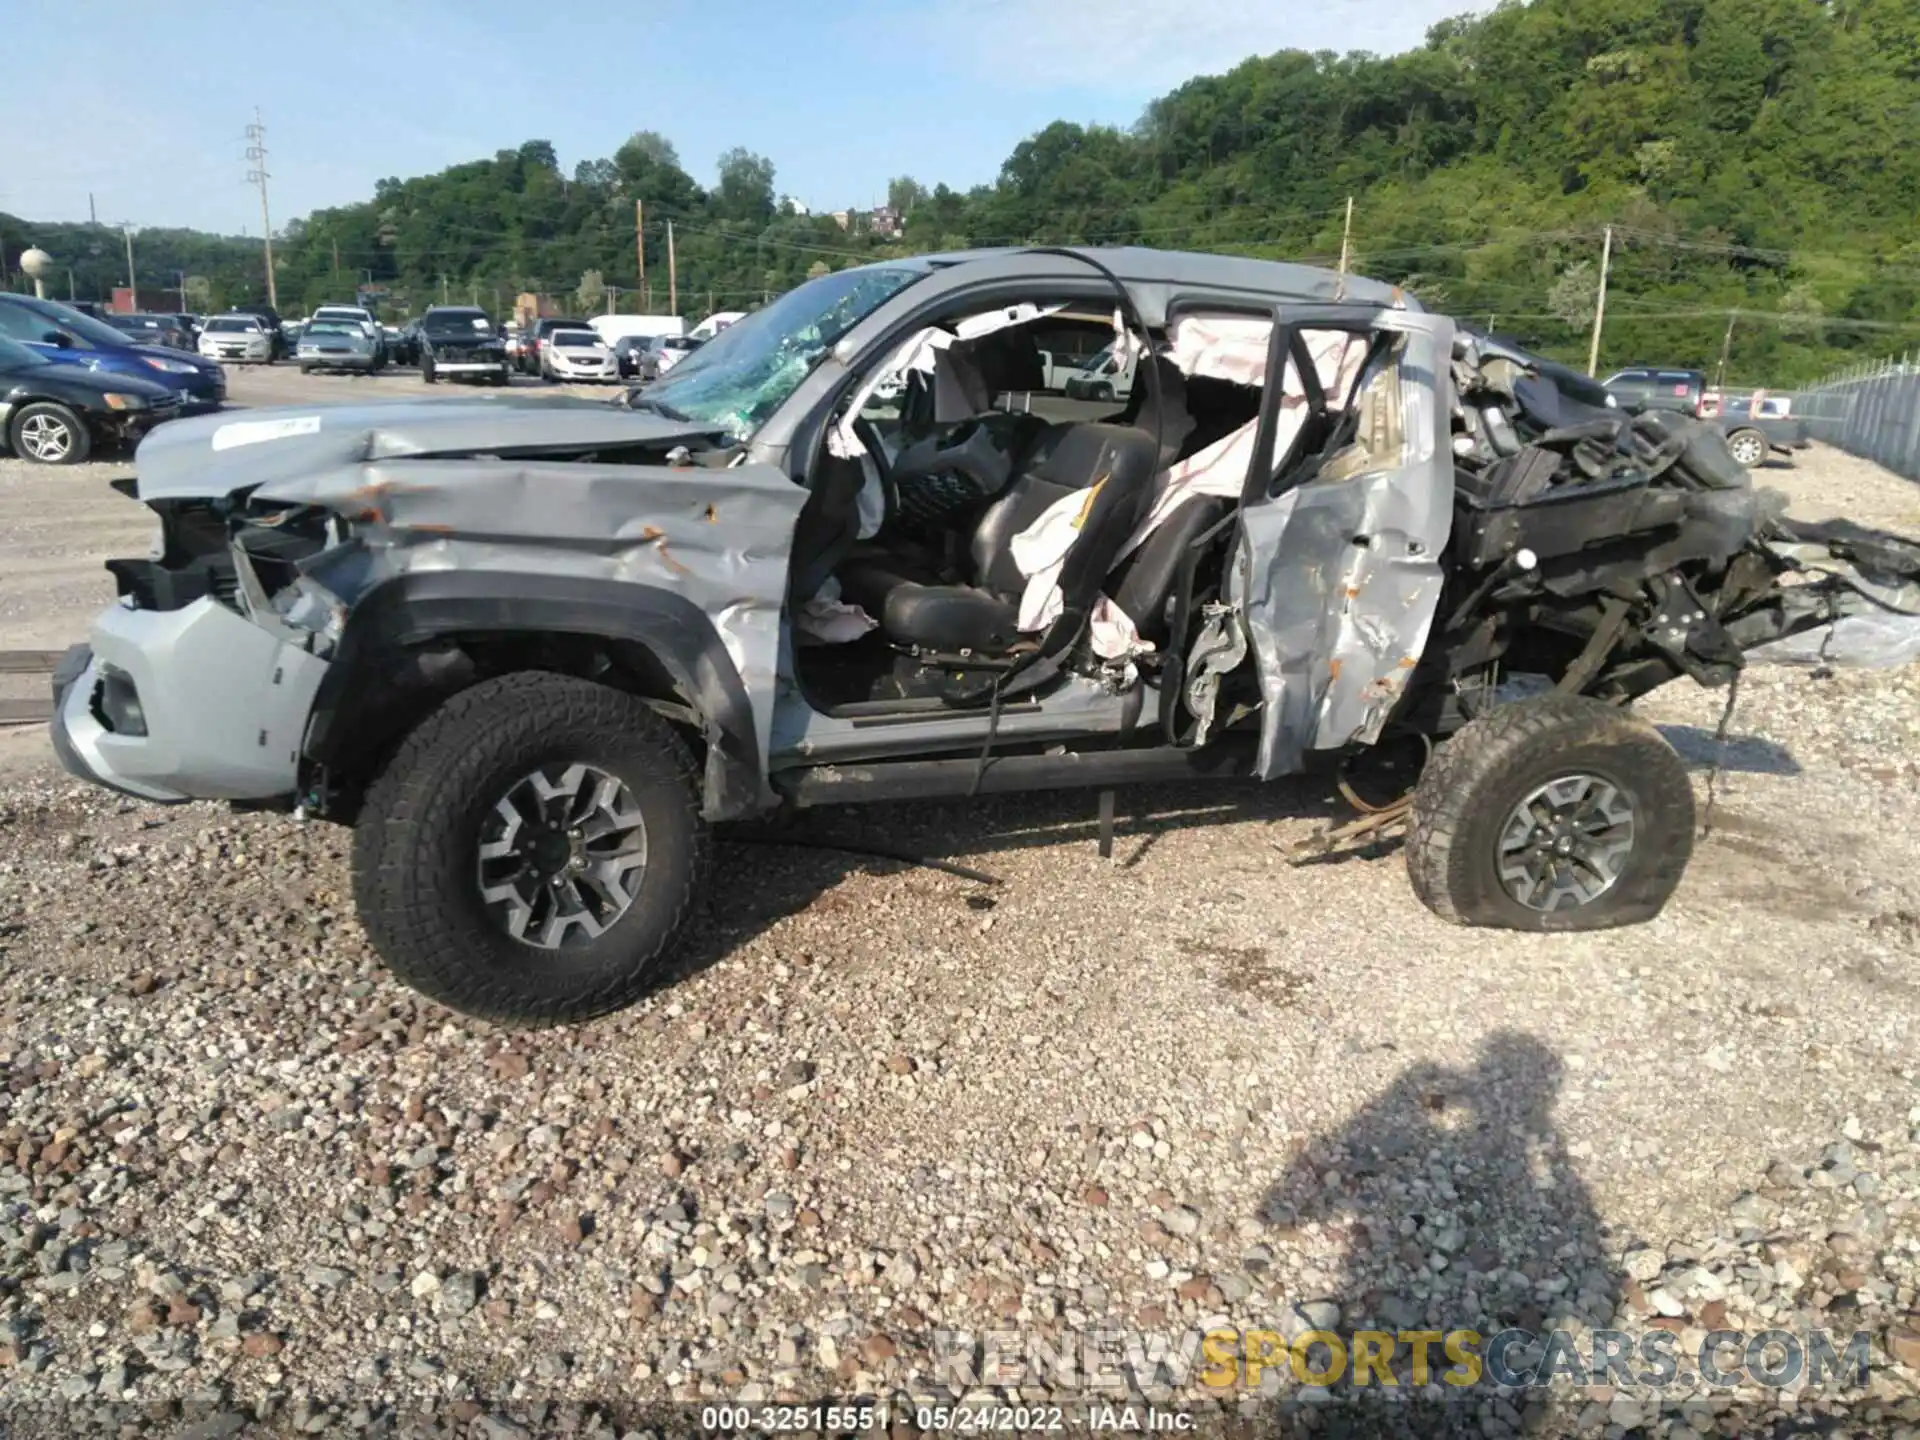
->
773, 738, 1260, 808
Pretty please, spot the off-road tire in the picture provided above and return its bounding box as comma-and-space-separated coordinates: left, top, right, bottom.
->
1726, 427, 1768, 469
299, 364, 314, 375
350, 672, 710, 1025
1406, 694, 1694, 931
420, 358, 437, 384
9, 402, 90, 465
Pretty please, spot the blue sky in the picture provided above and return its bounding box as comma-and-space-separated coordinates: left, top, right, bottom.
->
2, 0, 1469, 235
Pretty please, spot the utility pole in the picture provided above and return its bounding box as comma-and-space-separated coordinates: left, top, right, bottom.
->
122, 225, 138, 311
1714, 310, 1737, 393
88, 192, 97, 225
441, 274, 450, 306
635, 200, 647, 312
331, 237, 340, 280
666, 220, 677, 317
244, 109, 278, 310
1336, 196, 1354, 279
1586, 224, 1613, 378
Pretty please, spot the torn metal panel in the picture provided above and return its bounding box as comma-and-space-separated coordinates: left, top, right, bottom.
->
279, 455, 805, 810
1233, 311, 1455, 778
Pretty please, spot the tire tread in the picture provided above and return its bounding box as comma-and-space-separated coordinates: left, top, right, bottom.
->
1406, 694, 1694, 931
350, 672, 708, 1025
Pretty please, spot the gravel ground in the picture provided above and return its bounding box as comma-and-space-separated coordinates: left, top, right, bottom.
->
1, 444, 1919, 1436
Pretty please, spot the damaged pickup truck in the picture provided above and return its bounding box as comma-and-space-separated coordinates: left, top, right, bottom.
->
50, 248, 1920, 1024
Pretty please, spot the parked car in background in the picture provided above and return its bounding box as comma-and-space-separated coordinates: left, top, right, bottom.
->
386, 322, 420, 367
311, 305, 384, 359
1603, 366, 1706, 417
520, 316, 594, 375
198, 314, 274, 364
104, 313, 195, 351
225, 304, 286, 360
0, 293, 226, 411
297, 318, 383, 374
416, 307, 509, 385
612, 334, 661, 382
0, 333, 182, 464
1720, 392, 1810, 467
540, 327, 617, 382
653, 333, 702, 375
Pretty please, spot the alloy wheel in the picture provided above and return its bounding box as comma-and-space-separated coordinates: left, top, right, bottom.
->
475, 762, 649, 948
1495, 773, 1636, 911
19, 413, 75, 462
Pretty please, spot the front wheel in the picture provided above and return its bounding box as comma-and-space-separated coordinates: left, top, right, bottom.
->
420, 358, 437, 384
350, 673, 710, 1025
1725, 428, 1768, 469
1405, 695, 1694, 932
9, 402, 90, 465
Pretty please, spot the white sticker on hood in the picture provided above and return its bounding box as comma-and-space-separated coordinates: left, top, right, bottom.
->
210, 415, 322, 451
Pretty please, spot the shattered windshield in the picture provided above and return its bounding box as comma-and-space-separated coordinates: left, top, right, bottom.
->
640, 265, 924, 440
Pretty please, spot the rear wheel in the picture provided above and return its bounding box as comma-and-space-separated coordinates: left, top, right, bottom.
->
1406, 695, 1694, 931
1725, 428, 1768, 468
420, 357, 437, 384
350, 673, 710, 1025
9, 402, 90, 465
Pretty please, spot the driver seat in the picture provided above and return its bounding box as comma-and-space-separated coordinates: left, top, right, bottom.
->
850, 423, 1161, 655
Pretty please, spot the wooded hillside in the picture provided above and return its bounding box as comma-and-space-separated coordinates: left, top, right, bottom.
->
6, 0, 1916, 383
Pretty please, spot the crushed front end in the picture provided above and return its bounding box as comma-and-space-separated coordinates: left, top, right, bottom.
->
51, 487, 347, 804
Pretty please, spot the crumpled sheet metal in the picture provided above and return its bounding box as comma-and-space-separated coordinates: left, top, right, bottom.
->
1748, 540, 1920, 669
258, 456, 807, 784
1234, 313, 1455, 779
1750, 608, 1920, 668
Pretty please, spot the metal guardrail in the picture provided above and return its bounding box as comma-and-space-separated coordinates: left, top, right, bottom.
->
0, 650, 59, 726
1796, 357, 1920, 482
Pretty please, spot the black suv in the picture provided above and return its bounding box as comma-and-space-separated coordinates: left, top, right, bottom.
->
1603, 366, 1705, 417
416, 307, 510, 386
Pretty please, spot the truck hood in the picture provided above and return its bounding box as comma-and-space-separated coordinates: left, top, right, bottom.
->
129, 395, 728, 501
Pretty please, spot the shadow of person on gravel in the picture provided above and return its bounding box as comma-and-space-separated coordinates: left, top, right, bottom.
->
1256, 1031, 1622, 1437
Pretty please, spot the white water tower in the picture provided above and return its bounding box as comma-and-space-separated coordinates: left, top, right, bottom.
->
19, 247, 53, 299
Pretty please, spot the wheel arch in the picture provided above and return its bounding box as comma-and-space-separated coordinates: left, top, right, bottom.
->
305, 570, 769, 821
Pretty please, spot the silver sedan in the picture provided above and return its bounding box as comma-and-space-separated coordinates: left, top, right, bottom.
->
297, 320, 384, 374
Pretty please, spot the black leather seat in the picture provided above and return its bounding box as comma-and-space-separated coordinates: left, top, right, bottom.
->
1108, 495, 1233, 646
852, 423, 1161, 655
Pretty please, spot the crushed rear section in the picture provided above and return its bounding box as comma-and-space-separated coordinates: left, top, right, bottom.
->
1411, 330, 1920, 733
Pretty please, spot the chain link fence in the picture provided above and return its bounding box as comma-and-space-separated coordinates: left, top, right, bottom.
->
1795, 355, 1920, 482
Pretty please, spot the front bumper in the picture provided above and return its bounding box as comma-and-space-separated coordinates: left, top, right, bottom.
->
432, 360, 509, 375
50, 597, 331, 805
301, 351, 379, 370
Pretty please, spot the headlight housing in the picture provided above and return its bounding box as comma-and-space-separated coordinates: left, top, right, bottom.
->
102, 393, 148, 411
140, 356, 198, 375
